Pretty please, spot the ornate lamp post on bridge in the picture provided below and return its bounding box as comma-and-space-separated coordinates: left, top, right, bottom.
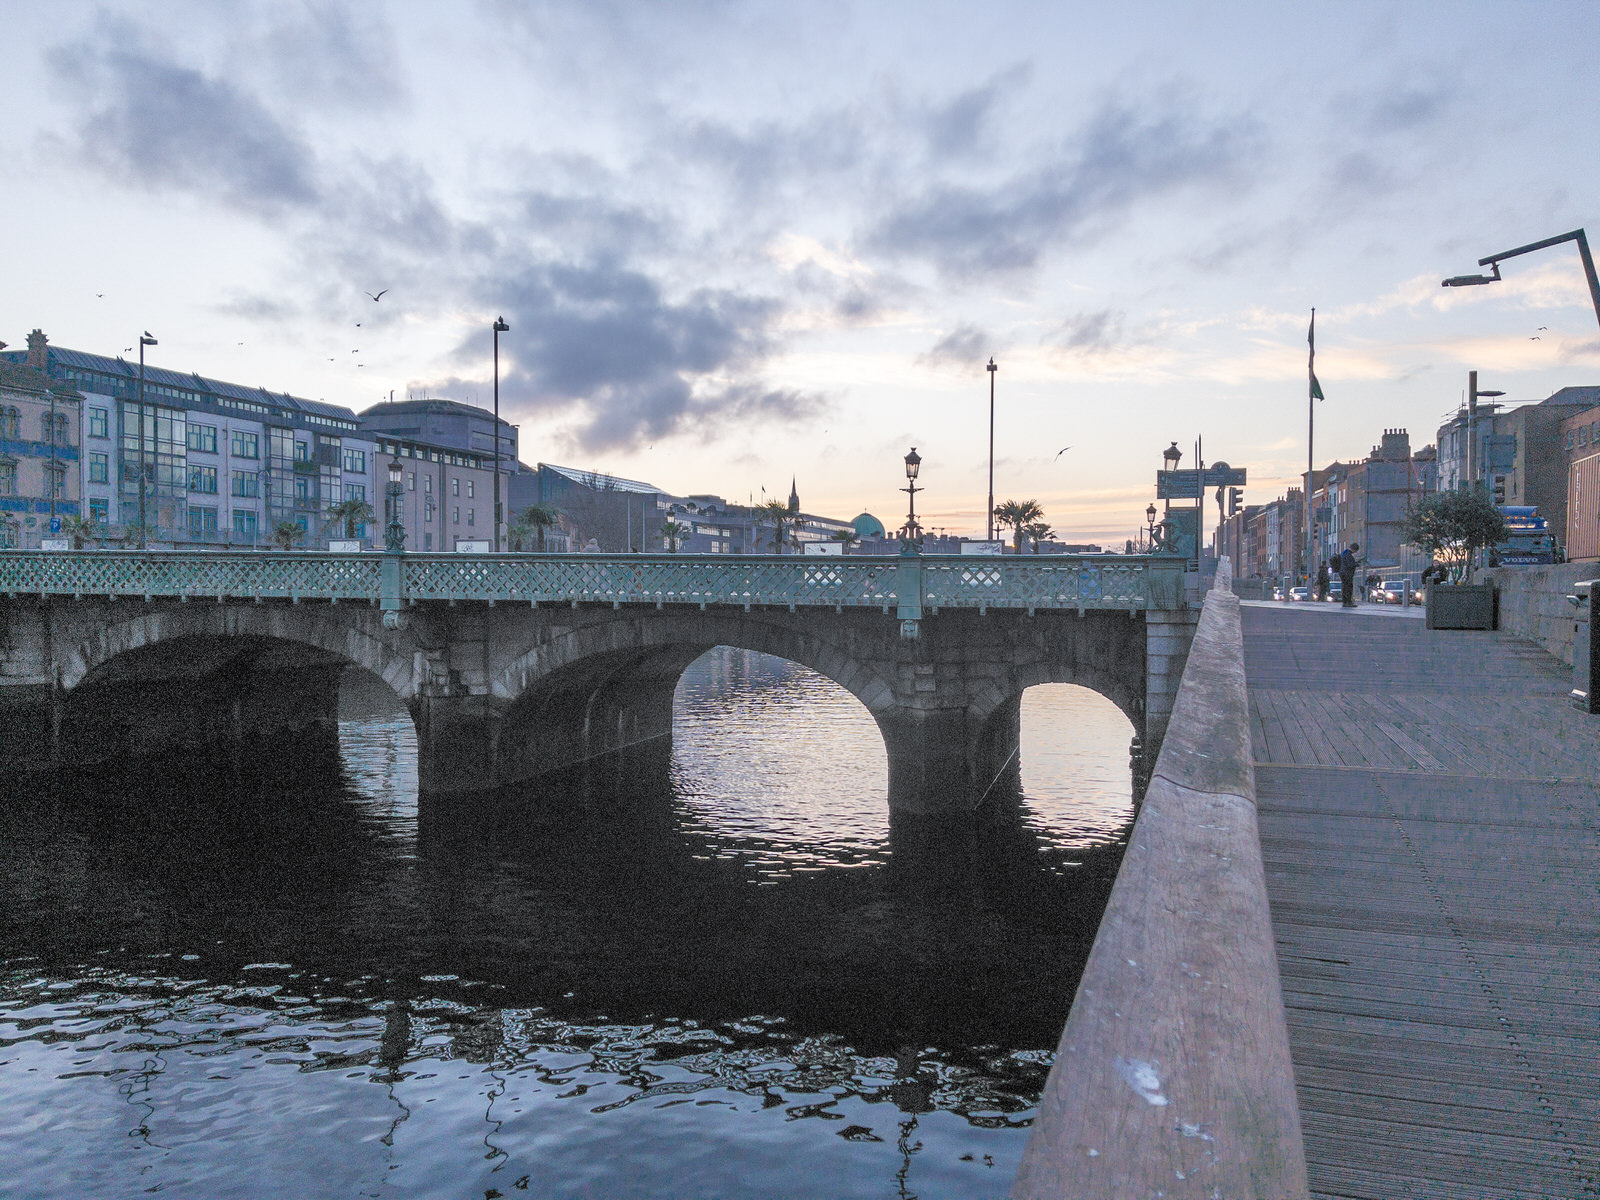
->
1145, 502, 1158, 550
136, 332, 157, 549
900, 447, 923, 544
492, 316, 509, 552
385, 459, 406, 552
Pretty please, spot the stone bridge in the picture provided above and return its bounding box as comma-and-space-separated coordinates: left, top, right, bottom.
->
0, 550, 1196, 816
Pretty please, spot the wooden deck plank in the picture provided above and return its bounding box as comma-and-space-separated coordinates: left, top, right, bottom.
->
1239, 604, 1600, 1200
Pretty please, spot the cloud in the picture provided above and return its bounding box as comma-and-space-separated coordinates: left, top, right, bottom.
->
917, 323, 994, 370
1050, 309, 1126, 354
865, 95, 1263, 278
251, 2, 404, 110
446, 258, 816, 451
48, 23, 320, 213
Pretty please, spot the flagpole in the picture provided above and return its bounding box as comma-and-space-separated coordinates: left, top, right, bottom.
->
1306, 308, 1316, 586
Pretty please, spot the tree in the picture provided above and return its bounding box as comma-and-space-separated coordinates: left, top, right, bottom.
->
59, 513, 101, 549
757, 499, 795, 553
830, 528, 860, 552
1023, 520, 1055, 553
271, 520, 303, 551
993, 499, 1044, 553
509, 503, 559, 551
325, 498, 376, 540
1403, 487, 1508, 581
661, 519, 689, 552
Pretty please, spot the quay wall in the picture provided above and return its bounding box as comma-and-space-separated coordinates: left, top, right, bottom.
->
1013, 558, 1309, 1200
1483, 563, 1597, 666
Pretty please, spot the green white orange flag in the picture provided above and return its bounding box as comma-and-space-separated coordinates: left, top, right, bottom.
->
1308, 308, 1325, 401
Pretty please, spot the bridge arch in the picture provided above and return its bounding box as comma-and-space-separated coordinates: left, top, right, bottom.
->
485, 610, 899, 789
58, 604, 420, 701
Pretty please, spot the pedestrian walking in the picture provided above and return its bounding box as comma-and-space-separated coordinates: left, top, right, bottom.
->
1338, 542, 1361, 608
1316, 557, 1331, 602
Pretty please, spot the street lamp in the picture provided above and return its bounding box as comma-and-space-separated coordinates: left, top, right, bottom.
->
385, 459, 406, 552
492, 316, 509, 552
901, 447, 923, 542
1441, 228, 1600, 333
1145, 502, 1158, 549
136, 332, 157, 548
985, 357, 998, 541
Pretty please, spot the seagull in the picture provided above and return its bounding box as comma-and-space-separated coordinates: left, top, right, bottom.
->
366, 290, 387, 302
1053, 446, 1073, 460
95, 293, 104, 298
123, 347, 133, 352
352, 349, 359, 353
1538, 326, 1548, 330
1531, 336, 1541, 340
355, 322, 362, 327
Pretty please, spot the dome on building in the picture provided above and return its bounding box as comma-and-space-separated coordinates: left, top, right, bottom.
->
852, 512, 886, 538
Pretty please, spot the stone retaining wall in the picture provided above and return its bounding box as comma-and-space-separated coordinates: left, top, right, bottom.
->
1483, 563, 1598, 666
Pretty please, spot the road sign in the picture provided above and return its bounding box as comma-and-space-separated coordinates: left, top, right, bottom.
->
1156, 470, 1203, 499
1202, 466, 1247, 487
48, 516, 61, 534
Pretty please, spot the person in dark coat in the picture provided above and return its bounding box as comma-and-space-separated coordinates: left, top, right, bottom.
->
1338, 542, 1361, 607
1316, 557, 1331, 602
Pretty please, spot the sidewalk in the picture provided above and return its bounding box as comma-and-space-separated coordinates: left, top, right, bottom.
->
1242, 603, 1599, 1200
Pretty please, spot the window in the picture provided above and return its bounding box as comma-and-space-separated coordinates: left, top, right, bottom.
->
45, 463, 65, 497
407, 472, 415, 491
294, 475, 312, 501
188, 465, 217, 494
1581, 428, 1590, 447
452, 506, 459, 525
188, 423, 218, 453
1, 407, 19, 438
343, 448, 366, 474
1, 459, 18, 495
88, 452, 110, 483
467, 508, 475, 527
452, 478, 460, 497
40, 413, 69, 444
89, 408, 109, 439
293, 441, 310, 463
467, 480, 475, 499
1568, 430, 1576, 450
233, 510, 258, 536
89, 497, 108, 522
231, 470, 259, 498
424, 475, 432, 493
231, 430, 259, 458
424, 532, 433, 550
343, 482, 366, 503
188, 506, 218, 535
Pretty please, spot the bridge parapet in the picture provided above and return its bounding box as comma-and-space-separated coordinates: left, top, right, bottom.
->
0, 550, 1188, 617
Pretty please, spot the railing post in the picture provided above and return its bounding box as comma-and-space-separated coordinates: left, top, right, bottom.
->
381, 550, 404, 627
895, 541, 922, 638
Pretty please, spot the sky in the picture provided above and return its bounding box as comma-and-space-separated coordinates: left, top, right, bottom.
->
3, 1, 1598, 544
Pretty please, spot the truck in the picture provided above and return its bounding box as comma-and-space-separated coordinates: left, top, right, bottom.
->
1493, 506, 1556, 565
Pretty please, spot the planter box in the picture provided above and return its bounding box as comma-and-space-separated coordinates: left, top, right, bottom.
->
1427, 583, 1497, 630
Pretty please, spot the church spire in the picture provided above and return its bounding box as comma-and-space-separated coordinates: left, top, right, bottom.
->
787, 476, 799, 513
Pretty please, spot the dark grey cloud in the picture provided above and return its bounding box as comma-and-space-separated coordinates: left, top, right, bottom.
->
1354, 80, 1455, 135
918, 323, 994, 370
48, 26, 320, 213
866, 97, 1263, 278
446, 259, 817, 451
1050, 309, 1126, 354
254, 2, 403, 109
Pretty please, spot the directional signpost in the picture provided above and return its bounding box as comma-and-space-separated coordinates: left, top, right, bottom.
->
1156, 465, 1246, 499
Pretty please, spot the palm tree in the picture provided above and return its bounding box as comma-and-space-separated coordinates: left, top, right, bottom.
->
661, 519, 689, 552
1023, 520, 1055, 553
325, 498, 376, 540
830, 528, 860, 552
59, 513, 101, 549
518, 503, 559, 552
993, 499, 1044, 554
271, 520, 303, 551
758, 499, 794, 553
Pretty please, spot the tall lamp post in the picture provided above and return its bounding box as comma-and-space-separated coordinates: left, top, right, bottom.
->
1145, 502, 1158, 551
385, 459, 406, 552
1442, 228, 1600, 333
492, 316, 509, 552
901, 447, 922, 542
985, 357, 998, 541
136, 332, 157, 548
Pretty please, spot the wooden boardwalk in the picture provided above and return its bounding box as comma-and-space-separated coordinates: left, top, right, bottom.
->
1242, 601, 1600, 1200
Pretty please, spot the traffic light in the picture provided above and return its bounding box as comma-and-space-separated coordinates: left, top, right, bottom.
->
1491, 475, 1506, 505
1228, 487, 1243, 516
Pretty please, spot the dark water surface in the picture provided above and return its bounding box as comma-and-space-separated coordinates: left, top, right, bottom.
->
0, 649, 1134, 1199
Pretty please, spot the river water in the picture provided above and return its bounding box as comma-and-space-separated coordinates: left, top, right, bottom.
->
0, 648, 1136, 1199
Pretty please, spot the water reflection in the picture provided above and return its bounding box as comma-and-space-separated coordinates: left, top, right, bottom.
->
0, 647, 1134, 1200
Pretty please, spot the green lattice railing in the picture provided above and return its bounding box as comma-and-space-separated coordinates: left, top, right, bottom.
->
0, 550, 1188, 614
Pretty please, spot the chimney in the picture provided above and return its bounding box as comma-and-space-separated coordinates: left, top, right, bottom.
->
25, 329, 48, 372
1379, 428, 1411, 463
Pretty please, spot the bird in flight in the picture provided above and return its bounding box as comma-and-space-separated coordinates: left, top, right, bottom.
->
352, 349, 360, 353
366, 290, 387, 302
1053, 446, 1073, 460
1538, 326, 1548, 330
95, 293, 104, 298
122, 347, 133, 353
355, 322, 361, 327
1531, 336, 1541, 341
